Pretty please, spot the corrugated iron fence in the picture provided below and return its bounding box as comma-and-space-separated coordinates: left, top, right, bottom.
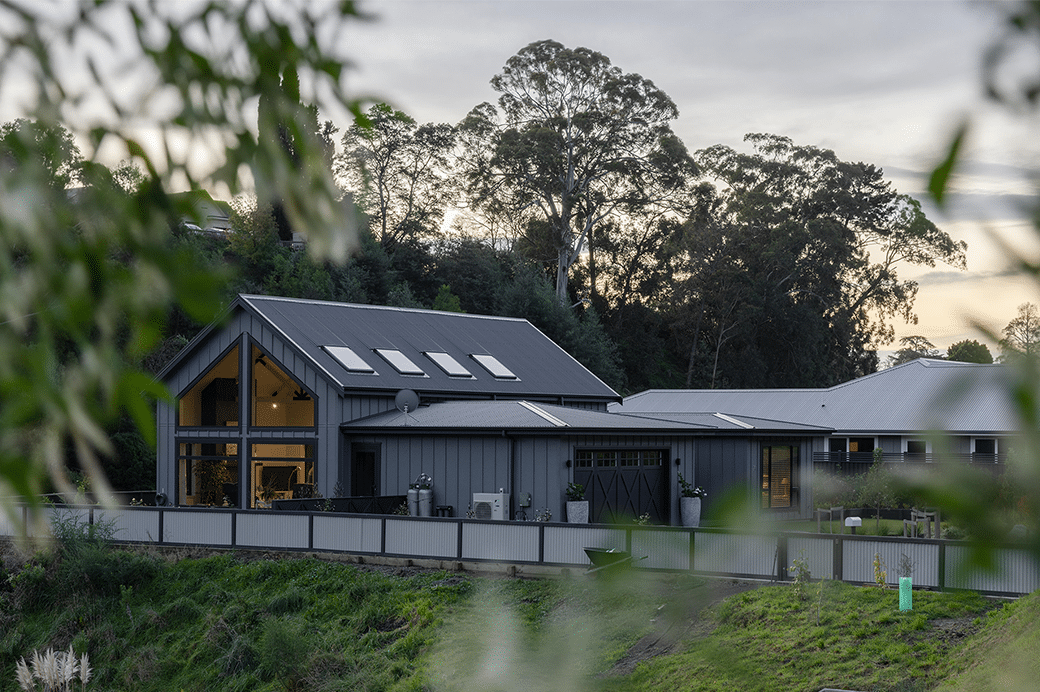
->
2, 505, 1037, 596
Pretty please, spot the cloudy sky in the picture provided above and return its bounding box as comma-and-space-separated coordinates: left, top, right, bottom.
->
339, 0, 1040, 356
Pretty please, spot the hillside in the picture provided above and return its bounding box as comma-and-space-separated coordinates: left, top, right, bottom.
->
0, 531, 1029, 692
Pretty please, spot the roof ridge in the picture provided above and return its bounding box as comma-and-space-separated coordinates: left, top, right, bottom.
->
241, 294, 529, 324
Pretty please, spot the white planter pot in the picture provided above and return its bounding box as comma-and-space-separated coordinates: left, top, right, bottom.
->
566, 500, 589, 524
680, 496, 701, 528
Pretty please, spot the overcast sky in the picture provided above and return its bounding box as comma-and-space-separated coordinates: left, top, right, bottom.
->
339, 0, 1040, 356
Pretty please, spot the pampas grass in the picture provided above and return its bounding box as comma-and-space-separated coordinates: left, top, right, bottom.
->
14, 646, 91, 692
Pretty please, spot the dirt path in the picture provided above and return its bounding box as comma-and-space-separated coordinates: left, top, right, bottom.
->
605, 578, 770, 676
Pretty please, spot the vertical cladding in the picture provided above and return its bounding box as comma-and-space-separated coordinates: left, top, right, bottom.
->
312, 515, 383, 553
236, 513, 310, 549
97, 508, 161, 543
542, 525, 626, 565
163, 510, 233, 545
462, 522, 540, 562
787, 536, 833, 580
632, 529, 690, 570
693, 532, 777, 578
843, 539, 940, 587
384, 518, 458, 558
945, 545, 1040, 593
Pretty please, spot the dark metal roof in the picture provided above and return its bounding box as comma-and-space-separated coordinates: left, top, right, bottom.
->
239, 295, 619, 401
341, 400, 829, 434
612, 359, 1020, 435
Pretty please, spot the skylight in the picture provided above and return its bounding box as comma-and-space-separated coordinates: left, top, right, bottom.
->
374, 349, 427, 376
324, 345, 376, 374
424, 351, 474, 378
470, 353, 518, 380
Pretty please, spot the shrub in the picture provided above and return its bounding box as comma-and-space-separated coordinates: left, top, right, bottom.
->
258, 617, 313, 690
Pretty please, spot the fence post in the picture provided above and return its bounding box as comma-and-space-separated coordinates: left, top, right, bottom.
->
938, 540, 946, 592
777, 534, 788, 582
157, 508, 164, 544
832, 536, 843, 580
457, 519, 464, 561
689, 528, 696, 572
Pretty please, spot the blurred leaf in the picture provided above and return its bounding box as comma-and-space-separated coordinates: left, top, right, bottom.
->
928, 121, 968, 207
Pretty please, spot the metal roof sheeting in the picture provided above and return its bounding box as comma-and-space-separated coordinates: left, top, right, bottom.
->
612, 359, 1022, 434
239, 295, 619, 401
342, 400, 825, 433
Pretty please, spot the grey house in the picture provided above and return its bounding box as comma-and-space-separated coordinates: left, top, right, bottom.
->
156, 294, 828, 523
613, 358, 1019, 511
156, 295, 690, 522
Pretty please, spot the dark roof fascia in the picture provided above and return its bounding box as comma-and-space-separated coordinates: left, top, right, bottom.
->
835, 428, 1019, 437
339, 424, 717, 437
156, 296, 350, 397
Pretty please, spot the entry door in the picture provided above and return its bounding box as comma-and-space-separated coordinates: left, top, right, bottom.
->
350, 443, 380, 497
573, 449, 668, 524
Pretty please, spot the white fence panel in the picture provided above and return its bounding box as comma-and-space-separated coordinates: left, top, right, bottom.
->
312, 515, 382, 553
237, 513, 310, 549
97, 508, 161, 543
842, 539, 940, 588
462, 522, 540, 562
0, 508, 18, 537
788, 536, 833, 579
384, 518, 458, 558
945, 545, 1040, 594
36, 506, 91, 539
632, 529, 690, 570
163, 509, 233, 546
542, 526, 625, 566
694, 533, 777, 578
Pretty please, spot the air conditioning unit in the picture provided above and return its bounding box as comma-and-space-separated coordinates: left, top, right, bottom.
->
472, 492, 510, 521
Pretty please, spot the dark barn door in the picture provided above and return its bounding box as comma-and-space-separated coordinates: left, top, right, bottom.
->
574, 449, 669, 524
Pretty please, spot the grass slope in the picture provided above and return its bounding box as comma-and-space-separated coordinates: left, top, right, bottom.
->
602, 581, 997, 692
934, 590, 1040, 692
0, 532, 1027, 692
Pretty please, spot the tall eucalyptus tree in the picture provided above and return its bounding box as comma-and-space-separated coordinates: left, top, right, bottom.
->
460, 39, 697, 305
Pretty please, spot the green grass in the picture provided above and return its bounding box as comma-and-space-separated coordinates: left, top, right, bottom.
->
0, 535, 1024, 692
601, 581, 997, 692
935, 590, 1040, 692
781, 517, 929, 537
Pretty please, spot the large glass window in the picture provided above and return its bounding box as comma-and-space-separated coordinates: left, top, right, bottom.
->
251, 345, 315, 428
177, 442, 239, 507
178, 345, 239, 427
761, 445, 797, 509
251, 443, 314, 508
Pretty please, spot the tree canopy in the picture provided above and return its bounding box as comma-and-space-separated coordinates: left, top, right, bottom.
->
660, 134, 966, 387
946, 339, 993, 364
459, 39, 697, 306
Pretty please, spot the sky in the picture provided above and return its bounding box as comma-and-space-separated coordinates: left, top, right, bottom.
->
2, 0, 1036, 359
336, 0, 1040, 358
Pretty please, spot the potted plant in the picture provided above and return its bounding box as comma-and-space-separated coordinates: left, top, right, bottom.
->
565, 482, 589, 524
678, 472, 706, 527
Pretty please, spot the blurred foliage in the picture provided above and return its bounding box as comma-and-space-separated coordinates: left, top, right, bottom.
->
0, 0, 364, 528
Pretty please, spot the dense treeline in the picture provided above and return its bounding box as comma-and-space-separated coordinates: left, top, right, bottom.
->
169, 39, 968, 397
0, 37, 971, 490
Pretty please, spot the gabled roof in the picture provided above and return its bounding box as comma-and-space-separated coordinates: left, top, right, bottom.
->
162, 295, 620, 402
342, 400, 826, 434
612, 359, 1020, 435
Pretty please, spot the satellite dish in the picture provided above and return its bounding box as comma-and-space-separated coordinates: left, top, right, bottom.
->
395, 389, 419, 413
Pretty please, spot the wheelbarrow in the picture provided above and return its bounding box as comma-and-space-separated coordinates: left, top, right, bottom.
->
583, 547, 647, 576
